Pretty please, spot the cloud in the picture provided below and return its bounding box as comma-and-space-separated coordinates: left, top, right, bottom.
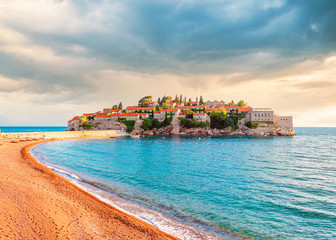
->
0, 0, 335, 126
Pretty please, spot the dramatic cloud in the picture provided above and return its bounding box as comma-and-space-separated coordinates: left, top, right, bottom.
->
0, 0, 335, 126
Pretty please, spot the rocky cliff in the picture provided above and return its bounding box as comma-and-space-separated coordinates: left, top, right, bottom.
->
131, 125, 295, 137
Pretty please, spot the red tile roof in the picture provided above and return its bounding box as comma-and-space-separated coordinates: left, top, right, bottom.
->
83, 113, 95, 116
194, 113, 207, 115
162, 109, 179, 112
69, 116, 81, 122
138, 113, 149, 116
178, 106, 194, 109
154, 111, 161, 114
238, 107, 252, 113
194, 105, 206, 108
96, 113, 109, 116
127, 107, 154, 111
103, 108, 111, 111
111, 113, 139, 117
95, 115, 110, 118
179, 112, 185, 115
111, 109, 122, 112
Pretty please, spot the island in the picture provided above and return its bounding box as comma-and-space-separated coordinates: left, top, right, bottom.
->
68, 95, 295, 136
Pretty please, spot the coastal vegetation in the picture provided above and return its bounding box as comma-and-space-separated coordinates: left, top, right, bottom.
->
123, 120, 136, 132
178, 118, 209, 128
141, 117, 173, 131
138, 96, 153, 107
145, 94, 206, 108
209, 110, 238, 131
245, 121, 258, 129
79, 115, 95, 129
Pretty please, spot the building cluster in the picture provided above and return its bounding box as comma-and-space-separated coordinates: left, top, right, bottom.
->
68, 99, 292, 131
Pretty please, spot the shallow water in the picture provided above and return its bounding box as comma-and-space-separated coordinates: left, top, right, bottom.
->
31, 128, 336, 239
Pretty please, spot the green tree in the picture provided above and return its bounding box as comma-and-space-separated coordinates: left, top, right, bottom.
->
157, 97, 161, 105
199, 96, 204, 105
185, 109, 195, 119
112, 105, 118, 109
118, 102, 123, 109
138, 96, 153, 107
174, 95, 179, 103
183, 97, 187, 103
155, 105, 161, 111
87, 115, 95, 121
229, 100, 235, 106
196, 97, 198, 103
188, 98, 192, 103
179, 94, 183, 103
163, 102, 169, 109
238, 100, 247, 107
210, 109, 219, 117
79, 115, 88, 125
142, 118, 153, 131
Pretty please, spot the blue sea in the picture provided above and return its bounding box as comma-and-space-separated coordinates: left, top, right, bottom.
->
0, 126, 67, 133
30, 128, 336, 239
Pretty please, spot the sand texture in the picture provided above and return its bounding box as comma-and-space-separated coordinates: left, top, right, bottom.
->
0, 139, 178, 239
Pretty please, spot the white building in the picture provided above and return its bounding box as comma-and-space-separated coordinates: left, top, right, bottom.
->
251, 108, 274, 122
154, 111, 165, 121
193, 113, 210, 122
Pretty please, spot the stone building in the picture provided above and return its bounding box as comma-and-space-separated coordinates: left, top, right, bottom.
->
251, 108, 274, 122
68, 116, 80, 131
193, 113, 210, 122
274, 116, 293, 129
154, 111, 165, 121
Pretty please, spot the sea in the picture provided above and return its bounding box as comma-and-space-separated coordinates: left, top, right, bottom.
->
0, 126, 67, 133
28, 127, 335, 239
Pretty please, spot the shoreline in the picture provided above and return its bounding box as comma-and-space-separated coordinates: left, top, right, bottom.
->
0, 137, 179, 239
29, 138, 236, 240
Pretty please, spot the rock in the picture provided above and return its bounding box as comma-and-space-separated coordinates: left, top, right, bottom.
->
276, 127, 295, 136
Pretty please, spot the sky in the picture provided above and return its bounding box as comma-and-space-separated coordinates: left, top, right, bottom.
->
0, 0, 335, 127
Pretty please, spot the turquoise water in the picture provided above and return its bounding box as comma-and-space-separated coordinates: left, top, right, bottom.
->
0, 126, 67, 133
31, 128, 336, 239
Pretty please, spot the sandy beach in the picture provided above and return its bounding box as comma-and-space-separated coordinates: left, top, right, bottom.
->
0, 138, 178, 239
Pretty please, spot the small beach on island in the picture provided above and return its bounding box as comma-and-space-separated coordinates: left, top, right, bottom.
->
0, 137, 178, 239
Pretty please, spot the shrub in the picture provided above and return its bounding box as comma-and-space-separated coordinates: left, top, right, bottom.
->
238, 113, 246, 120
245, 121, 258, 129
141, 117, 172, 130
232, 124, 239, 131
142, 118, 152, 131
123, 120, 135, 132
80, 124, 95, 130
178, 118, 209, 128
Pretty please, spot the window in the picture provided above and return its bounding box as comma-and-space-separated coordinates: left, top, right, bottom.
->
261, 114, 263, 117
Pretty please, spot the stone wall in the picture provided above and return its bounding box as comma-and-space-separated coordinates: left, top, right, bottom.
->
252, 123, 275, 136
275, 116, 293, 129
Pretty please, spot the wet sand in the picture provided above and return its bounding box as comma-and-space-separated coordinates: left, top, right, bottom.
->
0, 139, 179, 239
